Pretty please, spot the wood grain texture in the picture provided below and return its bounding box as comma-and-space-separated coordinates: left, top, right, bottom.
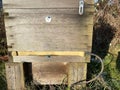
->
4, 7, 94, 17
5, 63, 25, 90
3, 0, 94, 52
4, 9, 93, 52
32, 62, 67, 84
3, 0, 79, 9
3, 0, 94, 9
84, 0, 94, 5
4, 0, 93, 86
68, 63, 87, 88
12, 51, 85, 57
12, 56, 87, 62
3, 1, 93, 64
6, 27, 92, 51
5, 13, 93, 27
31, 62, 87, 85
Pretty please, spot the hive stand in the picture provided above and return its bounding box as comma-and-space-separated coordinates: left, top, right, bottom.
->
2, 0, 94, 89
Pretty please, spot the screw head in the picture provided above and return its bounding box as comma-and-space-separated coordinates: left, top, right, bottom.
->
45, 16, 52, 23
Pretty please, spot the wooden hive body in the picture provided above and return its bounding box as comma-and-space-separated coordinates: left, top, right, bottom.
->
3, 0, 94, 89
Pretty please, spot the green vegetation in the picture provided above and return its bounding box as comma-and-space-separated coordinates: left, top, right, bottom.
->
0, 62, 7, 90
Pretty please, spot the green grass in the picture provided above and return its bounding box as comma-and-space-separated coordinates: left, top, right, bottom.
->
0, 62, 7, 90
103, 50, 120, 89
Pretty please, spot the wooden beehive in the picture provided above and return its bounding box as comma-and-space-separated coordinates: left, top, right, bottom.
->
3, 0, 94, 89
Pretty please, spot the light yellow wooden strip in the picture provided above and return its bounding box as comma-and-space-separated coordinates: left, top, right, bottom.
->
12, 51, 85, 57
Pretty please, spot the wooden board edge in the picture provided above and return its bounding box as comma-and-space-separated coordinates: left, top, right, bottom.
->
11, 51, 85, 57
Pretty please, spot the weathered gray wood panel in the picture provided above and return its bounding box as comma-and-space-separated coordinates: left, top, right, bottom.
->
3, 0, 93, 9
13, 56, 88, 62
6, 24, 92, 51
5, 63, 25, 90
4, 9, 93, 51
3, 0, 94, 52
5, 12, 93, 26
4, 7, 94, 14
68, 63, 87, 88
3, 0, 79, 8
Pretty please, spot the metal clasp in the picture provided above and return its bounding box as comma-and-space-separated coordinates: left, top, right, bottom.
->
79, 0, 84, 15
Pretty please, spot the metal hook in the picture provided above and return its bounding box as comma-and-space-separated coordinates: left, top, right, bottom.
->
79, 0, 84, 15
